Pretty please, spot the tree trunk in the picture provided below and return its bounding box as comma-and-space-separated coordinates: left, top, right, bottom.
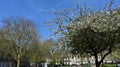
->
94, 50, 111, 67
17, 53, 21, 67
94, 54, 100, 67
17, 58, 20, 67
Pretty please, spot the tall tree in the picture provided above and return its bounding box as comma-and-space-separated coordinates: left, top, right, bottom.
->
0, 17, 39, 67
47, 2, 120, 67
28, 42, 42, 67
40, 39, 69, 66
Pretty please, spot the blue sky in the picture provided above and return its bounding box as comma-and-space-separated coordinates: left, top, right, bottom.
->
0, 0, 120, 40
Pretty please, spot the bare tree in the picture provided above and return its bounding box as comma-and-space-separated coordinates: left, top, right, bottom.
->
0, 17, 39, 67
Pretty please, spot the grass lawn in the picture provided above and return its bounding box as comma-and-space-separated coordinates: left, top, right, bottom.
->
57, 64, 117, 67
57, 64, 91, 67
101, 64, 116, 67
57, 65, 80, 67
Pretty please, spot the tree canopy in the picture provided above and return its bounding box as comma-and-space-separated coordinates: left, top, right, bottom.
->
0, 17, 39, 67
48, 3, 120, 67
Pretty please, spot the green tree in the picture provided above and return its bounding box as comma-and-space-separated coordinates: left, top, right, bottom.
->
28, 42, 42, 67
41, 39, 69, 66
0, 17, 39, 67
48, 3, 120, 67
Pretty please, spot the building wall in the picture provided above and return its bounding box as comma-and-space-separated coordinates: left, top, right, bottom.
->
63, 54, 114, 65
0, 62, 12, 67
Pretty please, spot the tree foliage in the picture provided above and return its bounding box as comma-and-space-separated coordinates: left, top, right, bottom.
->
48, 1, 120, 67
0, 17, 39, 67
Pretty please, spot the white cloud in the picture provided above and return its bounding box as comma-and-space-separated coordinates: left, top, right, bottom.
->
30, 0, 69, 18
38, 9, 52, 13
56, 0, 69, 7
38, 0, 69, 13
